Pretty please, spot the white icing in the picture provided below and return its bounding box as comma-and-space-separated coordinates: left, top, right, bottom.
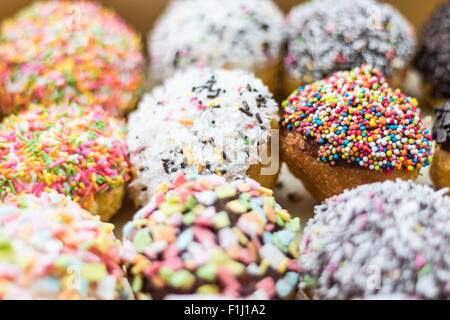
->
148, 0, 284, 85
127, 68, 279, 205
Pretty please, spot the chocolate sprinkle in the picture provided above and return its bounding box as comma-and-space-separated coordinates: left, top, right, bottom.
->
432, 100, 450, 152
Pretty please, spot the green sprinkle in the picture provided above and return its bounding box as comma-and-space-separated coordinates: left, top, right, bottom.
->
303, 275, 318, 288
94, 120, 106, 131
8, 180, 16, 194
419, 264, 432, 277
168, 270, 195, 289
81, 263, 107, 281
132, 275, 143, 292
133, 229, 152, 253
184, 195, 197, 209
215, 184, 236, 199
196, 262, 217, 282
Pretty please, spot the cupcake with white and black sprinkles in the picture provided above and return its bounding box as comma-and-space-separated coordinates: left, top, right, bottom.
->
127, 68, 280, 206
284, 0, 415, 95
121, 173, 300, 300
299, 179, 450, 300
148, 0, 284, 93
0, 192, 131, 300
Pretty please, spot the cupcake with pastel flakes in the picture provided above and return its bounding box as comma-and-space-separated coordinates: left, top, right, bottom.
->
0, 192, 131, 300
121, 173, 301, 300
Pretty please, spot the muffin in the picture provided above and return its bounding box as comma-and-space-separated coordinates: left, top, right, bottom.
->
280, 65, 433, 201
0, 1, 146, 117
148, 0, 284, 93
284, 0, 415, 96
299, 179, 450, 300
128, 68, 280, 206
0, 104, 130, 221
121, 173, 300, 300
414, 1, 450, 107
0, 192, 131, 300
430, 100, 450, 191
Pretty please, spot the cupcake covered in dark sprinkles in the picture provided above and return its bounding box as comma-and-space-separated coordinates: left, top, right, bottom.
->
414, 1, 450, 101
299, 179, 450, 300
283, 0, 415, 95
430, 100, 450, 191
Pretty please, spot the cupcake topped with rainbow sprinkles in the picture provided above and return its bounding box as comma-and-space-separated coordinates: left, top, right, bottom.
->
0, 0, 146, 116
0, 103, 130, 221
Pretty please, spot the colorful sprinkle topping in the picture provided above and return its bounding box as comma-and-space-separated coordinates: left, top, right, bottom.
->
0, 192, 130, 300
281, 65, 432, 173
121, 173, 300, 300
299, 180, 450, 300
0, 104, 130, 210
0, 1, 146, 116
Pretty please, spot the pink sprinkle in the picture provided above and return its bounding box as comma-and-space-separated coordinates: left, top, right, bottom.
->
163, 243, 179, 260
172, 173, 188, 188
162, 257, 184, 271
325, 264, 338, 273
255, 277, 276, 298
217, 267, 241, 290
415, 253, 426, 268
49, 159, 66, 169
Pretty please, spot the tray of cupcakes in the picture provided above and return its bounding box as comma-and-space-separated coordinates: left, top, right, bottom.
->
0, 0, 448, 300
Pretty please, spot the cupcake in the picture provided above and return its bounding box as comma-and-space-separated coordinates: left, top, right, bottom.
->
121, 173, 300, 300
430, 100, 450, 191
0, 192, 131, 300
284, 0, 415, 96
0, 104, 130, 221
299, 180, 450, 300
148, 0, 284, 93
0, 1, 146, 117
280, 65, 432, 201
414, 1, 450, 107
128, 68, 280, 206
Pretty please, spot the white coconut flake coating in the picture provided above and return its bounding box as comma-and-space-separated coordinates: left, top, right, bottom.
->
285, 0, 415, 81
127, 68, 279, 205
299, 179, 450, 300
148, 0, 284, 85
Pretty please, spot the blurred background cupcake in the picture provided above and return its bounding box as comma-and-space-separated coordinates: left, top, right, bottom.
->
283, 0, 416, 96
0, 1, 146, 117
414, 1, 450, 108
148, 0, 284, 94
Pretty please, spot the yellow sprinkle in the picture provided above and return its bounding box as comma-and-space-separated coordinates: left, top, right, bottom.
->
259, 259, 269, 274
277, 258, 289, 273
259, 186, 273, 196
276, 209, 291, 222
157, 182, 168, 193
131, 259, 151, 275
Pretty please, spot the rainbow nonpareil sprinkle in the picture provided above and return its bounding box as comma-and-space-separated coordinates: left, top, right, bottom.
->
121, 173, 300, 300
281, 65, 432, 173
0, 104, 130, 210
0, 1, 146, 116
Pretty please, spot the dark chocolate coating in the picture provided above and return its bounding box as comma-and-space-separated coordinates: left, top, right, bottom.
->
432, 100, 450, 152
414, 2, 450, 98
